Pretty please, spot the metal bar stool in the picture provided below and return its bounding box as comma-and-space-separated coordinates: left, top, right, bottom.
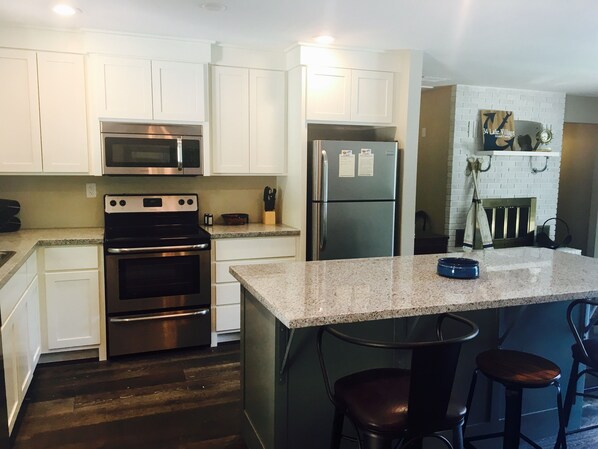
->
559, 298, 598, 447
316, 313, 479, 449
464, 349, 567, 449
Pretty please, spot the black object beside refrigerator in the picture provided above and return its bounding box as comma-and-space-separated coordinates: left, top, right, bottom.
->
307, 139, 398, 261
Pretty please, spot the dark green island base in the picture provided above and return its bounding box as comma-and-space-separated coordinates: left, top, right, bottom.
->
240, 289, 582, 449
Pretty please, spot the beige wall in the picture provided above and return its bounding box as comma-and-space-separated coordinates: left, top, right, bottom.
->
415, 86, 453, 235
558, 123, 598, 254
0, 175, 276, 229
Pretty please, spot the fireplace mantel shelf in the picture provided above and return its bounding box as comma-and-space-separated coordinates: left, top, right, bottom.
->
475, 150, 560, 157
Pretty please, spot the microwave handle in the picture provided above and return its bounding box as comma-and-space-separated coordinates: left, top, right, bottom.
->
177, 137, 183, 171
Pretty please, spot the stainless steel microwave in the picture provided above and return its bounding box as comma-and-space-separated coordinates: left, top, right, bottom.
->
101, 122, 203, 176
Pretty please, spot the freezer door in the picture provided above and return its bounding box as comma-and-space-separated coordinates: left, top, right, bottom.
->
312, 140, 398, 201
311, 201, 395, 260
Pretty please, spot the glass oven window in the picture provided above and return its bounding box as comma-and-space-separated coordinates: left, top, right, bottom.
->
105, 137, 177, 167
118, 255, 200, 300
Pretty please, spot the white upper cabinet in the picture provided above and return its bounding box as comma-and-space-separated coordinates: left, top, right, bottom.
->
306, 67, 351, 122
37, 52, 89, 173
0, 49, 42, 172
92, 55, 206, 122
0, 49, 90, 174
212, 66, 286, 175
351, 70, 394, 124
307, 66, 394, 124
93, 56, 153, 120
152, 60, 206, 122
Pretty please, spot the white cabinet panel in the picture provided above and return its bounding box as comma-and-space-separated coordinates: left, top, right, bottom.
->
0, 49, 42, 172
45, 246, 98, 271
45, 270, 100, 349
1, 320, 18, 434
306, 67, 351, 122
351, 70, 394, 124
26, 278, 41, 367
215, 283, 241, 306
0, 263, 27, 326
250, 69, 286, 174
211, 66, 250, 173
37, 52, 89, 173
216, 236, 297, 261
215, 304, 241, 332
94, 56, 153, 120
152, 61, 205, 122
14, 297, 32, 398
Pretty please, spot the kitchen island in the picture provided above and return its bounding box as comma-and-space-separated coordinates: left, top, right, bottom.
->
230, 248, 598, 449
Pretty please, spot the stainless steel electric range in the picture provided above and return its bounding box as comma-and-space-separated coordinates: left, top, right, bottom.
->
103, 194, 211, 357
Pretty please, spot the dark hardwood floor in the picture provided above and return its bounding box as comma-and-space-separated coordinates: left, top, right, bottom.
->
12, 343, 247, 449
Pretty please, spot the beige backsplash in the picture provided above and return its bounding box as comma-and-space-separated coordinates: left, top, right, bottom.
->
0, 175, 277, 229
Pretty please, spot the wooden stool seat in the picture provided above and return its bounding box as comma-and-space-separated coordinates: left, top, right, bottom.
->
476, 349, 561, 388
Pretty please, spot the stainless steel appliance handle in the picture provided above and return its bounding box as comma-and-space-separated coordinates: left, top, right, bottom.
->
320, 202, 327, 252
321, 149, 328, 202
107, 243, 209, 254
109, 309, 209, 323
177, 137, 183, 171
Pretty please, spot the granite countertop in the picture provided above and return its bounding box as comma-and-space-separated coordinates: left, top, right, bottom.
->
0, 228, 104, 289
230, 247, 598, 329
202, 223, 300, 239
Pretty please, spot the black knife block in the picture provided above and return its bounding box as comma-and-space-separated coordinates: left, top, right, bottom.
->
0, 199, 21, 233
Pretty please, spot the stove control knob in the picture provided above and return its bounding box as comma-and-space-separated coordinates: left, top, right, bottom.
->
119, 200, 126, 207
187, 199, 194, 205
178, 199, 185, 205
109, 200, 117, 207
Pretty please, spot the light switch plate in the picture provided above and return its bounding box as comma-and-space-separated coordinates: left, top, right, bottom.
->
86, 183, 97, 198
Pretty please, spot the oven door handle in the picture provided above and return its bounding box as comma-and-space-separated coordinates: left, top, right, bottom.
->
177, 137, 183, 171
109, 309, 209, 323
107, 243, 209, 254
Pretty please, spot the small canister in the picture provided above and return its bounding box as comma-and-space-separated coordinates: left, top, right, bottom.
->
203, 213, 213, 226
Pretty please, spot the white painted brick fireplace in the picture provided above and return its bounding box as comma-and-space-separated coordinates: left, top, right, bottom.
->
443, 85, 566, 250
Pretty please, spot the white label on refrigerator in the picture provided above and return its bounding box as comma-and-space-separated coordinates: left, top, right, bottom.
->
339, 150, 355, 177
358, 149, 374, 176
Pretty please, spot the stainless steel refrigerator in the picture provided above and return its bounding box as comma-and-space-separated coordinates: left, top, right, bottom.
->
308, 139, 398, 261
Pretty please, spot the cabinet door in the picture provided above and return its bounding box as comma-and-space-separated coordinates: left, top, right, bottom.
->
14, 296, 32, 400
0, 49, 42, 172
306, 67, 351, 122
211, 66, 250, 173
351, 70, 394, 124
1, 319, 19, 434
249, 69, 286, 174
152, 61, 206, 122
45, 270, 100, 349
26, 278, 41, 367
37, 52, 89, 173
93, 56, 152, 120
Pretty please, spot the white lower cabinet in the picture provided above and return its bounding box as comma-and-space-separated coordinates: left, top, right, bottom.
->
0, 253, 39, 434
212, 236, 297, 343
42, 246, 101, 351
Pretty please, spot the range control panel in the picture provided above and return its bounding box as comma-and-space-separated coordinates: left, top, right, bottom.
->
104, 194, 198, 213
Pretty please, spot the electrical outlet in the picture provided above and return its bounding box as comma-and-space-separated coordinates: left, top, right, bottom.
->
86, 183, 97, 198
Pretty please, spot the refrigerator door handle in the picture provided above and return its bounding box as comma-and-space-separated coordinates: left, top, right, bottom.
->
320, 202, 327, 252
321, 150, 328, 202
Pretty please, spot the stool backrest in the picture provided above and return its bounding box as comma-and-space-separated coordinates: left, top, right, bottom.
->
317, 313, 478, 432
567, 298, 598, 365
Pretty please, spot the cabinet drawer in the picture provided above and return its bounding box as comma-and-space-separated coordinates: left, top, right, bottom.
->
215, 282, 241, 306
215, 237, 296, 261
0, 263, 27, 325
215, 257, 295, 283
25, 252, 37, 285
45, 246, 98, 271
215, 304, 240, 332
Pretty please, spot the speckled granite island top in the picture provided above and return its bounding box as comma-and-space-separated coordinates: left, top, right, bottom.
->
230, 247, 598, 329
0, 228, 103, 289
202, 223, 299, 239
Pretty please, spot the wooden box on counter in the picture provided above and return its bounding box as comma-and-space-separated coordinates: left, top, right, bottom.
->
262, 211, 276, 225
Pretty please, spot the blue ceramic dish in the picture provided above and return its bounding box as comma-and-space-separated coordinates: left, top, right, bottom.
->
437, 257, 479, 279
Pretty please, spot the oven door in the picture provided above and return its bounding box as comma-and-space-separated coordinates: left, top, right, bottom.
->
105, 248, 210, 314
102, 133, 202, 176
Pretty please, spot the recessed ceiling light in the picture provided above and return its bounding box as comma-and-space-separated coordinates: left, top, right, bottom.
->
199, 2, 227, 12
52, 4, 80, 16
314, 35, 335, 45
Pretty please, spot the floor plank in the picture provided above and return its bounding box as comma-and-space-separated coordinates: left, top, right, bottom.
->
12, 344, 247, 449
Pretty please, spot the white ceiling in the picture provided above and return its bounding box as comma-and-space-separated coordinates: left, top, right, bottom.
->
1, 0, 598, 96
